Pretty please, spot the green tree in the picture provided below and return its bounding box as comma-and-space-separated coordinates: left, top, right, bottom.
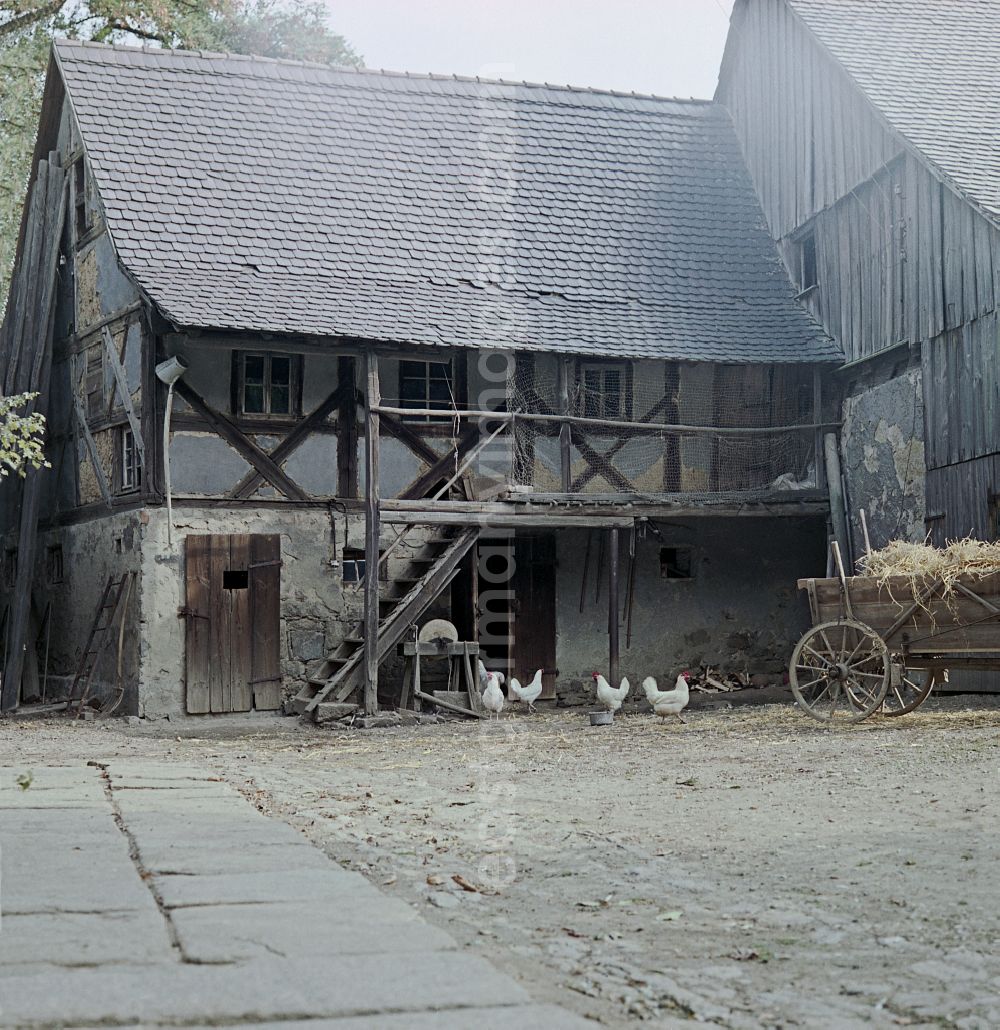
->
0, 391, 48, 478
0, 1, 361, 310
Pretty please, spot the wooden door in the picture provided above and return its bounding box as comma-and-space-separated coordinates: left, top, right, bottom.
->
185, 533, 281, 713
511, 534, 557, 699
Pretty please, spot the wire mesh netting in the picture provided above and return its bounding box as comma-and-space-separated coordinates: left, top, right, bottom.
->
507, 358, 819, 499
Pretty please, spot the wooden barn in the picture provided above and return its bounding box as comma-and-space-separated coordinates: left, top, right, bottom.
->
1, 39, 841, 717
718, 0, 1000, 559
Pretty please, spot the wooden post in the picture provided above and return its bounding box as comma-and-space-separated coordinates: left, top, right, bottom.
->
557, 357, 572, 492
608, 528, 619, 686
824, 432, 852, 572
813, 367, 826, 490
337, 356, 359, 498
363, 351, 380, 715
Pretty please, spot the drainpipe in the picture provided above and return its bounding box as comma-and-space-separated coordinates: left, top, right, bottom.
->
155, 357, 188, 548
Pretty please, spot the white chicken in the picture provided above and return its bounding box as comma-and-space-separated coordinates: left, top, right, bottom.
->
593, 672, 630, 714
642, 672, 690, 724
477, 660, 504, 690
509, 669, 544, 713
481, 670, 505, 720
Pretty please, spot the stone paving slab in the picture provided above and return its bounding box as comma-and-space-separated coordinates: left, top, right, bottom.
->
0, 910, 175, 971
0, 954, 532, 1027
156, 868, 379, 908
216, 1005, 595, 1029
0, 760, 589, 1028
170, 899, 455, 962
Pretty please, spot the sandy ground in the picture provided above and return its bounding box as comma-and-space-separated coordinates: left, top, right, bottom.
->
3, 697, 1000, 1029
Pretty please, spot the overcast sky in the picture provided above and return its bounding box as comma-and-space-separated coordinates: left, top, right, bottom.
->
326, 0, 737, 99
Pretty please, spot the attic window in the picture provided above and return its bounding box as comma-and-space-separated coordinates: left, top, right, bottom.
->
579, 362, 630, 420
798, 230, 818, 293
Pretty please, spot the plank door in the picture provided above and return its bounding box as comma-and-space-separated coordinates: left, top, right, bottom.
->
185, 533, 281, 714
511, 533, 558, 699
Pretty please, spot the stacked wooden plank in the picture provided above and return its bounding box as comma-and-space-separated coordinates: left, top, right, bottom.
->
0, 153, 68, 712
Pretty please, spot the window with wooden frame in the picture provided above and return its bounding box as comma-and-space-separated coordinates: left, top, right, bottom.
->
796, 229, 818, 293
578, 362, 631, 421
341, 547, 388, 583
118, 425, 141, 493
233, 352, 302, 417
399, 359, 454, 422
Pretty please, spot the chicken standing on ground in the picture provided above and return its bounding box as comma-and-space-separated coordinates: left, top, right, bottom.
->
482, 670, 505, 720
642, 672, 690, 724
593, 672, 630, 714
509, 669, 544, 713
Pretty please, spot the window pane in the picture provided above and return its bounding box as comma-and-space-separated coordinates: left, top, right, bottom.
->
244, 355, 265, 384
270, 385, 290, 414
270, 356, 291, 386
428, 380, 451, 404
244, 384, 265, 413
400, 378, 424, 402
428, 362, 451, 381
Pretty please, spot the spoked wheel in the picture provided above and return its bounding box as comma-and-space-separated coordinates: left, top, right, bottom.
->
789, 620, 890, 724
880, 665, 939, 717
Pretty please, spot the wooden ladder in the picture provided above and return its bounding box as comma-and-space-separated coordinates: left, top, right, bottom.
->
72, 572, 133, 711
292, 526, 479, 719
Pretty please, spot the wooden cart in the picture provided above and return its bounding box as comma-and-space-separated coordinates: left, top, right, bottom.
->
791, 568, 1000, 723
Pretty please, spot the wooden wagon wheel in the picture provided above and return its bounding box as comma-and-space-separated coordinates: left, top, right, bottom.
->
880, 665, 940, 717
789, 620, 890, 724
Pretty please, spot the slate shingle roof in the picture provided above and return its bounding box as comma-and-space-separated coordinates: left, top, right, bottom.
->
54, 40, 837, 362
788, 0, 1000, 225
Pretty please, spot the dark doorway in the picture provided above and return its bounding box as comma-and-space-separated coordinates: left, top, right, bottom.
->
511, 533, 557, 699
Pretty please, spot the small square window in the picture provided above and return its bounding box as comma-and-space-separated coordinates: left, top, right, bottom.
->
342, 547, 366, 583
47, 545, 64, 584
234, 352, 301, 417
580, 363, 629, 420
118, 425, 141, 493
399, 359, 454, 422
223, 570, 249, 590
660, 546, 693, 579
798, 231, 818, 292
74, 158, 93, 239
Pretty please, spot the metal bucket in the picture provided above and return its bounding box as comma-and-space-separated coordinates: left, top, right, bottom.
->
589, 710, 614, 726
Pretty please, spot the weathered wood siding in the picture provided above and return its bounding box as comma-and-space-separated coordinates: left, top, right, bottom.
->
923, 312, 1000, 471
786, 156, 1000, 365
718, 0, 901, 240
926, 454, 1000, 544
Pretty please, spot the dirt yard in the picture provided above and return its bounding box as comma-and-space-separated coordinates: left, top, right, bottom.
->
3, 697, 999, 1028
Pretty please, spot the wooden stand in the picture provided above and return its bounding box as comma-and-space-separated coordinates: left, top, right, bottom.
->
401, 640, 485, 719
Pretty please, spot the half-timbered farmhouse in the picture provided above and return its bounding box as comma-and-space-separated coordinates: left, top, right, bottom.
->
2, 37, 842, 717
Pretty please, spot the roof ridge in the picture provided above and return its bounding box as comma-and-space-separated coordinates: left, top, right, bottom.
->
52, 37, 715, 105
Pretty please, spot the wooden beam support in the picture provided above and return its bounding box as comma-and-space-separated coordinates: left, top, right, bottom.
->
397, 423, 480, 500
379, 409, 441, 467
173, 380, 308, 501
363, 351, 381, 716
101, 325, 145, 464
337, 356, 359, 499
381, 510, 635, 528
230, 382, 348, 499
608, 527, 620, 687
557, 357, 572, 492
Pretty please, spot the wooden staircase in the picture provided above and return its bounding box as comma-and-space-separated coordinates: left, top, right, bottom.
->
291, 526, 479, 719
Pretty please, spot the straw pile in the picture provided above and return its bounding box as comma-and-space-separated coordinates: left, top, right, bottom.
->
858, 538, 1000, 590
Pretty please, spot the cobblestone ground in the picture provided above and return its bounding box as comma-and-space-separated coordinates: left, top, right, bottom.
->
2, 695, 999, 1028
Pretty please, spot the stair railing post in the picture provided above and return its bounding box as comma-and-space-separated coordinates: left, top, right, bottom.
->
363, 350, 381, 715
608, 527, 619, 686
